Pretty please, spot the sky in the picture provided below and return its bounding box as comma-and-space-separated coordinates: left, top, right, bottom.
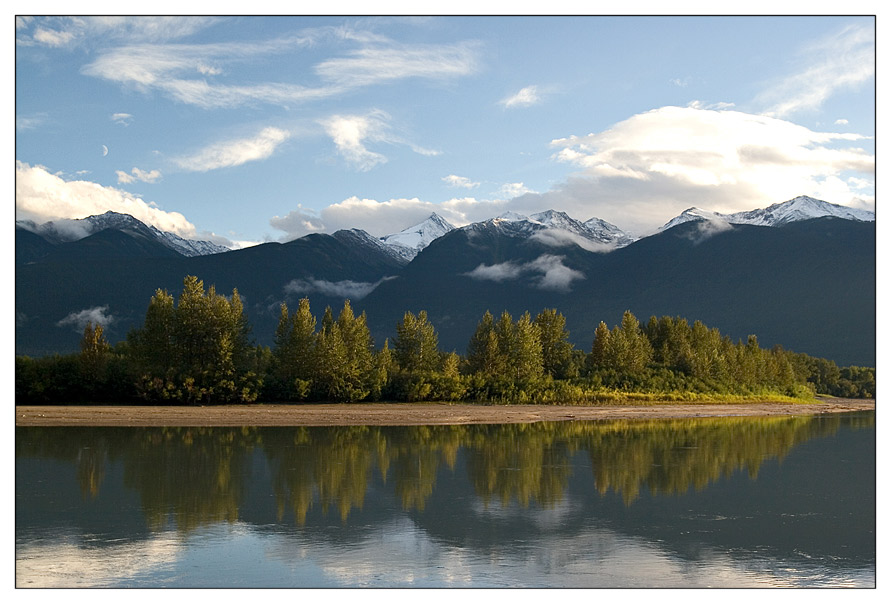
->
14, 14, 876, 248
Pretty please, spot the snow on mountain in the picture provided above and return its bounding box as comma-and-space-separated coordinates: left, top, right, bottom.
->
727, 195, 875, 226
463, 209, 635, 251
658, 207, 727, 232
582, 217, 638, 247
659, 196, 875, 232
19, 211, 230, 256
333, 228, 410, 265
380, 213, 455, 260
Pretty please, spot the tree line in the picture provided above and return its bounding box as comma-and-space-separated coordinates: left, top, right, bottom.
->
15, 275, 876, 405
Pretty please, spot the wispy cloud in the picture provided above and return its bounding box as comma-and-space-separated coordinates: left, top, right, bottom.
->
16, 114, 46, 131
463, 254, 584, 292
174, 127, 291, 172
320, 112, 389, 171
758, 23, 874, 118
497, 182, 534, 198
116, 167, 162, 184
19, 16, 219, 48
57, 306, 115, 331
501, 85, 540, 108
111, 112, 134, 126
314, 41, 480, 87
463, 261, 524, 283
320, 110, 437, 171
284, 276, 394, 300
77, 29, 480, 110
442, 174, 479, 189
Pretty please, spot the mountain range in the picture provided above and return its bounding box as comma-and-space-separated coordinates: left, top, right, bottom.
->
15, 196, 876, 366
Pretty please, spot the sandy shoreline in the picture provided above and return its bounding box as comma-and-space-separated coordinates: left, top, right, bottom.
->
14, 399, 875, 427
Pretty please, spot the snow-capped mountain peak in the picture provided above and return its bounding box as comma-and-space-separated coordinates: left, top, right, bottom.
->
731, 195, 875, 226
658, 207, 727, 232
380, 213, 456, 260
659, 196, 875, 232
16, 211, 230, 256
494, 210, 530, 222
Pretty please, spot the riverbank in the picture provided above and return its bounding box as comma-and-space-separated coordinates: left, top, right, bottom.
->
15, 398, 874, 427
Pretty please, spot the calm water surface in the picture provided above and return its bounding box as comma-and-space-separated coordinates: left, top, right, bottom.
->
15, 411, 875, 588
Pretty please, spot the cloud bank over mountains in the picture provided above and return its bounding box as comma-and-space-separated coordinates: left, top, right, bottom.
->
15, 17, 874, 248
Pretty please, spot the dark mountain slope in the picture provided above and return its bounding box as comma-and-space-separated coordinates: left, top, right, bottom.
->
15, 232, 404, 356
360, 218, 874, 366
15, 227, 58, 265
15, 215, 875, 366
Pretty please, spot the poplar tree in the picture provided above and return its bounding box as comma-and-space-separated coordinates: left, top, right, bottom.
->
80, 321, 110, 384
394, 310, 440, 373
512, 311, 544, 382
128, 275, 259, 404
535, 308, 576, 379
466, 311, 505, 377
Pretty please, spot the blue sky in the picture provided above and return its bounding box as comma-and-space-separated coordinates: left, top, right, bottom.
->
15, 15, 875, 248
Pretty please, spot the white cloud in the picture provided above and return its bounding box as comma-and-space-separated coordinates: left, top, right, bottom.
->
15, 161, 212, 241
501, 85, 540, 108
462, 255, 584, 292
680, 219, 734, 245
268, 103, 874, 241
20, 16, 219, 48
527, 255, 586, 291
56, 306, 115, 331
16, 114, 46, 131
116, 167, 162, 184
320, 110, 438, 171
497, 182, 534, 198
546, 104, 874, 233
757, 23, 874, 118
320, 112, 389, 171
283, 277, 394, 300
314, 41, 480, 87
174, 127, 291, 172
78, 30, 479, 110
32, 27, 76, 47
529, 229, 613, 253
442, 174, 479, 189
111, 113, 134, 126
835, 118, 849, 125
463, 261, 524, 283
270, 195, 508, 240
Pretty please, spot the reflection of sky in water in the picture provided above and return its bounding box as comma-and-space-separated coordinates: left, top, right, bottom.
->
15, 416, 875, 588
17, 518, 872, 588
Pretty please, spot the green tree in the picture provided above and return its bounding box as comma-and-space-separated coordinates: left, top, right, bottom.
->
313, 301, 374, 402
394, 310, 440, 373
511, 311, 544, 382
128, 275, 260, 404
535, 308, 576, 379
272, 298, 317, 400
466, 311, 505, 377
80, 321, 110, 382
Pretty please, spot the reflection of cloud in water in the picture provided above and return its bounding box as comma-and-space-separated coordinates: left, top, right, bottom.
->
260, 515, 866, 588
16, 530, 183, 588
17, 519, 872, 587
469, 492, 577, 529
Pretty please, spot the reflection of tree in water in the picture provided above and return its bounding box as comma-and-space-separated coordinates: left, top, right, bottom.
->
17, 412, 873, 529
463, 423, 578, 509
75, 445, 106, 499
120, 427, 261, 532
584, 415, 860, 504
